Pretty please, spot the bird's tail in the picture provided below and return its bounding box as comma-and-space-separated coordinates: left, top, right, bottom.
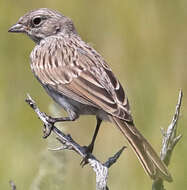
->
110, 116, 172, 182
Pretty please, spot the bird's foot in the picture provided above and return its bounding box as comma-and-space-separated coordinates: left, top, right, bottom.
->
42, 113, 70, 138
80, 143, 94, 167
43, 123, 53, 138
42, 114, 58, 138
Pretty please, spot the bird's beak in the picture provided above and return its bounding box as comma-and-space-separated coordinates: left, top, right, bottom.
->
8, 23, 26, 33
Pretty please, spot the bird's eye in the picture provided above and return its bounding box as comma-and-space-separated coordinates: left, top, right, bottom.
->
32, 17, 42, 26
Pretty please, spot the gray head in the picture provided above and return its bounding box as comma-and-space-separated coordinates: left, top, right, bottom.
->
8, 8, 77, 43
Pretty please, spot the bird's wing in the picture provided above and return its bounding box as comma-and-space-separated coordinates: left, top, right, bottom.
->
30, 37, 132, 121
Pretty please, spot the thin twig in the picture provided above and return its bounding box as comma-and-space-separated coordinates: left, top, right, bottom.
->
160, 90, 183, 165
152, 90, 183, 190
25, 94, 125, 190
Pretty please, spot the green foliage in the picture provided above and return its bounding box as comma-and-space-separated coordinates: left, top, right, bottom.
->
1, 0, 186, 189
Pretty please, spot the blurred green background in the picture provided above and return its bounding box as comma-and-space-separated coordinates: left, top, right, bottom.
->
1, 0, 187, 189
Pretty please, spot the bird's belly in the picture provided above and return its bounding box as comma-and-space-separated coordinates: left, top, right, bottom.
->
43, 84, 110, 121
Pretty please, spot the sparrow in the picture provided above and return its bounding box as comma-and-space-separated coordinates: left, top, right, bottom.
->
8, 8, 172, 182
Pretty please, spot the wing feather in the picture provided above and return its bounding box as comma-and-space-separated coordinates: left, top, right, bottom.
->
30, 37, 132, 121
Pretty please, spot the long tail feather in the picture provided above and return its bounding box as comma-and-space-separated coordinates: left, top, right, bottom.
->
110, 116, 172, 182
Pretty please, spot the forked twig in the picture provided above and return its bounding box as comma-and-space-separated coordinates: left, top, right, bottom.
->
25, 94, 125, 190
152, 90, 183, 190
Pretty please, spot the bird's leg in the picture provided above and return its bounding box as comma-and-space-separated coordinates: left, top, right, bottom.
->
47, 116, 77, 123
80, 118, 102, 167
43, 111, 78, 138
87, 118, 102, 153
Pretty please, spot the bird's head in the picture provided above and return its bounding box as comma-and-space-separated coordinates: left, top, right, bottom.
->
8, 8, 77, 43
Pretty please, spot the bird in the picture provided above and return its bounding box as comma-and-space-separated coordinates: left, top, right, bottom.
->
9, 8, 172, 182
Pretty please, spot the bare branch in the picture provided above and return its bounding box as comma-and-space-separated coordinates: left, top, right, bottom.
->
25, 90, 183, 190
104, 146, 126, 168
152, 90, 183, 190
25, 94, 125, 190
160, 90, 183, 165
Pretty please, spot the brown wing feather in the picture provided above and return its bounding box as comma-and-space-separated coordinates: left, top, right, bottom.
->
30, 36, 132, 121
